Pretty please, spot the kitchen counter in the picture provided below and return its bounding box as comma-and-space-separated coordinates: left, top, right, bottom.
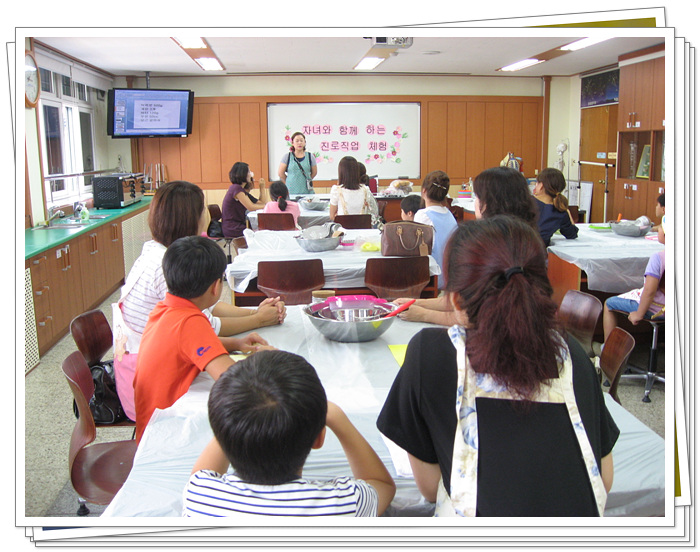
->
25, 197, 152, 259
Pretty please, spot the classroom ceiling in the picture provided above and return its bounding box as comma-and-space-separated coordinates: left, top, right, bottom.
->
34, 36, 664, 78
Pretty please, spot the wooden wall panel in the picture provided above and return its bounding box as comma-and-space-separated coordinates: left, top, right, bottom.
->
159, 138, 182, 182
503, 103, 523, 158
521, 102, 540, 173
180, 104, 203, 183
219, 103, 241, 181
134, 95, 544, 193
465, 102, 485, 179
426, 101, 447, 174
198, 103, 223, 184
484, 103, 504, 168
446, 102, 467, 180
240, 103, 263, 178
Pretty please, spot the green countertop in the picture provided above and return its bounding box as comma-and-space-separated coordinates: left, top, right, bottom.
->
25, 197, 152, 260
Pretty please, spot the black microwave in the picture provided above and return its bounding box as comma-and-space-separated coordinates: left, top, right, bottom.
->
93, 173, 144, 209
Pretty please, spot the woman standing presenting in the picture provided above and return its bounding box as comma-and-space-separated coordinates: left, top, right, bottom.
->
378, 216, 618, 516
278, 132, 317, 195
222, 162, 267, 238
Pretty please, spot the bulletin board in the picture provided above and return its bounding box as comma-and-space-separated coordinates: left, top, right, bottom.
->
267, 102, 421, 181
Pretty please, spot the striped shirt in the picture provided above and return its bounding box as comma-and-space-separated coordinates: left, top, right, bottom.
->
183, 470, 378, 517
121, 241, 220, 342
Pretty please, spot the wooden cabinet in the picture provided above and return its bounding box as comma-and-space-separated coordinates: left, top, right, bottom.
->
618, 56, 665, 132
77, 222, 125, 309
614, 50, 665, 221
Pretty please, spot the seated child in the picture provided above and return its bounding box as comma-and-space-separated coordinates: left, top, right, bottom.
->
133, 236, 271, 442
400, 194, 422, 221
602, 220, 665, 343
652, 193, 665, 232
183, 350, 396, 517
263, 180, 301, 227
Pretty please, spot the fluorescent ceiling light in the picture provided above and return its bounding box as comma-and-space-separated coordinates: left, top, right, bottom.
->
195, 57, 224, 71
173, 37, 207, 49
560, 37, 611, 51
354, 57, 386, 71
498, 59, 545, 72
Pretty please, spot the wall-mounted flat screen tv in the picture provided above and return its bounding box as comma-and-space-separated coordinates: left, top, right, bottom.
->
107, 88, 194, 138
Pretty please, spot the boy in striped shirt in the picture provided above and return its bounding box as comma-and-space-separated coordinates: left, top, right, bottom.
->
183, 350, 396, 517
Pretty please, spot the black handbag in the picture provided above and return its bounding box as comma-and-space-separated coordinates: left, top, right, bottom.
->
73, 362, 128, 424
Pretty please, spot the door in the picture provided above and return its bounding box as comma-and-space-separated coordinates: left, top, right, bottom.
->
579, 104, 618, 223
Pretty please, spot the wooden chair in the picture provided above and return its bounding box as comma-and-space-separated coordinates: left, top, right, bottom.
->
365, 256, 430, 301
207, 203, 235, 261
599, 327, 636, 404
448, 204, 464, 222
232, 236, 248, 254
70, 310, 113, 368
62, 351, 138, 515
377, 200, 387, 220
70, 310, 135, 428
257, 259, 325, 305
556, 290, 602, 358
611, 311, 665, 402
334, 214, 372, 229
257, 212, 296, 230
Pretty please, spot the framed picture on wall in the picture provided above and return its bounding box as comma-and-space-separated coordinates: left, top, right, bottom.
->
636, 144, 651, 179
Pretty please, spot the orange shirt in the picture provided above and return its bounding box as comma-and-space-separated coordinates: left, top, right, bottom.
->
133, 293, 229, 441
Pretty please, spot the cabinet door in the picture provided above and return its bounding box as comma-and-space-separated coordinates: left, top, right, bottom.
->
647, 183, 666, 226
46, 243, 84, 337
104, 222, 126, 288
614, 179, 648, 220
633, 60, 654, 130
651, 57, 665, 130
77, 231, 105, 309
618, 64, 637, 131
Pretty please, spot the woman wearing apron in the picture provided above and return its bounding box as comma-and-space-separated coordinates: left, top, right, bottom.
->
278, 132, 317, 195
378, 216, 619, 516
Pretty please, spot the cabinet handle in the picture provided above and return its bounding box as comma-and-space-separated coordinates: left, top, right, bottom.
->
111, 224, 119, 242
34, 285, 49, 296
38, 315, 53, 327
90, 233, 99, 255
32, 255, 47, 266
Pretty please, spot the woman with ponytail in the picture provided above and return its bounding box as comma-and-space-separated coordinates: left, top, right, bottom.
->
263, 181, 301, 227
533, 167, 578, 246
378, 216, 618, 517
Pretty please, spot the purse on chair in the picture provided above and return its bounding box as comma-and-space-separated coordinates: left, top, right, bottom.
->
381, 221, 433, 256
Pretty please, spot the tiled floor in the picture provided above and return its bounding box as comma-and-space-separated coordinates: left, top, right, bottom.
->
24, 287, 666, 518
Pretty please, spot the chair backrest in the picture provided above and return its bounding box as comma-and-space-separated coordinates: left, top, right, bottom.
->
556, 290, 602, 357
377, 200, 387, 219
232, 236, 248, 254
448, 204, 464, 222
62, 352, 97, 471
568, 205, 580, 224
368, 177, 378, 193
208, 204, 222, 222
600, 327, 636, 404
334, 214, 372, 229
257, 259, 325, 305
70, 310, 113, 367
365, 256, 431, 301
257, 212, 296, 231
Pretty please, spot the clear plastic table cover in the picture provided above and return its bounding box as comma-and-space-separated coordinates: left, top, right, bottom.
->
547, 224, 665, 294
103, 307, 664, 518
225, 229, 440, 294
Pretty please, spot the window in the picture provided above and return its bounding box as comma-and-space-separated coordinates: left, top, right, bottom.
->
38, 69, 98, 207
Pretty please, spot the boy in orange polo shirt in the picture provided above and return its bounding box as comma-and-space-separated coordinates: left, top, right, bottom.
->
133, 236, 271, 442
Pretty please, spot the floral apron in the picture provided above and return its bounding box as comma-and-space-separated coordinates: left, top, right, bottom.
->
434, 325, 608, 517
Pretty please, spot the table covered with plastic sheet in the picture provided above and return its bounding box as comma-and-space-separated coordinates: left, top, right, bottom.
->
103, 307, 665, 518
225, 229, 440, 294
547, 224, 664, 294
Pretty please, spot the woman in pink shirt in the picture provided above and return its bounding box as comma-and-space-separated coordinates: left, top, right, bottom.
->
263, 181, 301, 227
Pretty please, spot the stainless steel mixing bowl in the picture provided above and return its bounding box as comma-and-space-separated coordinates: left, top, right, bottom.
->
303, 301, 398, 342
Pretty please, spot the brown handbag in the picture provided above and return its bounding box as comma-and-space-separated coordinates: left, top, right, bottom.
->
381, 221, 433, 256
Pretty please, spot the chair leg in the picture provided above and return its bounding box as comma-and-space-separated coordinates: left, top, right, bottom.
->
622, 323, 664, 402
76, 498, 90, 516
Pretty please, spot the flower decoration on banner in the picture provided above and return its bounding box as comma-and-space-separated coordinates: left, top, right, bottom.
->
365, 126, 407, 165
